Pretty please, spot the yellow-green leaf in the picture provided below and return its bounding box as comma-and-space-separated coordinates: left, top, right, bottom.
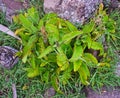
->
65, 21, 77, 31
69, 44, 83, 62
82, 63, 90, 77
97, 63, 110, 67
62, 31, 83, 43
38, 19, 44, 29
22, 35, 37, 63
15, 28, 25, 35
30, 55, 36, 68
73, 60, 82, 72
24, 68, 39, 78
45, 24, 59, 45
57, 47, 69, 71
78, 64, 90, 85
27, 7, 39, 24
38, 46, 53, 59
83, 21, 95, 33
83, 53, 98, 64
90, 41, 104, 55
19, 14, 37, 32
99, 3, 104, 14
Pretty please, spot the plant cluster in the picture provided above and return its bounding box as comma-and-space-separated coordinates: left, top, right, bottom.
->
14, 3, 116, 92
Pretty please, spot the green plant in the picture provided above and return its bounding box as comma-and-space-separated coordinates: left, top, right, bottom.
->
14, 4, 116, 92
109, 10, 120, 55
88, 4, 120, 90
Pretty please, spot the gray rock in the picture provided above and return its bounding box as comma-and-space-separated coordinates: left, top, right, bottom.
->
44, 0, 103, 24
0, 0, 29, 22
0, 46, 18, 69
85, 87, 120, 98
44, 87, 56, 98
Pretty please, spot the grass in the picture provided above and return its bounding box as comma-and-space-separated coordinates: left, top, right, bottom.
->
0, 62, 47, 98
0, 2, 120, 98
109, 10, 120, 53
89, 9, 120, 91
0, 63, 86, 97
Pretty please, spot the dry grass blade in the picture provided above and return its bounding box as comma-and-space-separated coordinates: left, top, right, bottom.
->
0, 24, 21, 40
12, 84, 17, 98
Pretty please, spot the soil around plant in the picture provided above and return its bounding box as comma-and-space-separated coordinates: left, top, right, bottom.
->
85, 87, 120, 98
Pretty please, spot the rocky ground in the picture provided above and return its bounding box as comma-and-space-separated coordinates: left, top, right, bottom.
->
85, 87, 120, 98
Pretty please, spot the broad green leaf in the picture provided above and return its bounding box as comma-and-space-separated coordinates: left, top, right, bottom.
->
19, 14, 32, 27
46, 18, 60, 25
42, 71, 49, 83
91, 41, 102, 50
19, 14, 37, 33
90, 41, 104, 55
22, 35, 37, 53
78, 64, 90, 85
105, 20, 115, 33
73, 60, 82, 72
81, 34, 92, 48
30, 55, 36, 68
22, 35, 37, 63
47, 53, 56, 62
15, 28, 25, 35
65, 21, 77, 31
57, 47, 69, 71
12, 15, 19, 23
102, 15, 109, 22
78, 68, 88, 85
22, 52, 30, 63
45, 24, 59, 45
24, 68, 39, 78
40, 62, 48, 67
38, 19, 44, 30
97, 63, 110, 67
62, 44, 73, 58
83, 21, 95, 33
62, 31, 83, 43
42, 13, 58, 21
57, 52, 69, 70
69, 44, 83, 62
83, 53, 98, 64
37, 37, 45, 53
27, 7, 39, 24
38, 46, 54, 59
81, 63, 90, 77
17, 32, 29, 45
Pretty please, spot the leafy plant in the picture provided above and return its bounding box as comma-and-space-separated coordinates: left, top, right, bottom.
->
14, 3, 116, 92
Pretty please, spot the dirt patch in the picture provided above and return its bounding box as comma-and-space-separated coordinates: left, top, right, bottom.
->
3, 0, 24, 10
3, 0, 29, 10
84, 87, 120, 98
0, 0, 29, 22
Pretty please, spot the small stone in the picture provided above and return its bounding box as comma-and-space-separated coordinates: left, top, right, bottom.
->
44, 87, 56, 98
